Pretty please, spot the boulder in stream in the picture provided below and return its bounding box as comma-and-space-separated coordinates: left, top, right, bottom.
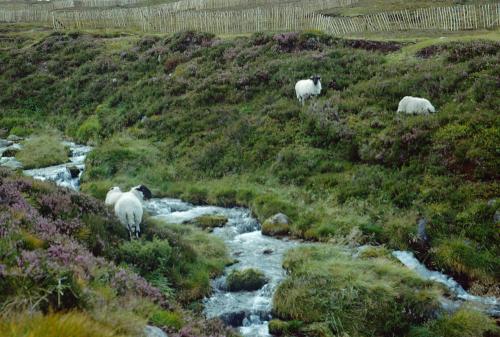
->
7, 134, 23, 142
67, 165, 81, 178
226, 268, 269, 292
262, 213, 290, 236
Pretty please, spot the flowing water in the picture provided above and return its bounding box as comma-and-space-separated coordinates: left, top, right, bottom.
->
393, 250, 500, 316
145, 198, 299, 337
3, 137, 498, 331
0, 139, 92, 191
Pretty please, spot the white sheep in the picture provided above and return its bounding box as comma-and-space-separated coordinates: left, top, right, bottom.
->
114, 185, 152, 239
295, 75, 322, 105
397, 96, 436, 114
105, 186, 123, 206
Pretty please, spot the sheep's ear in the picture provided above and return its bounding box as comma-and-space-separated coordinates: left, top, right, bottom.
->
310, 76, 314, 80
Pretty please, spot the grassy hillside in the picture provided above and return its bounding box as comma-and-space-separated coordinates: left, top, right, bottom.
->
0, 168, 237, 336
0, 24, 499, 335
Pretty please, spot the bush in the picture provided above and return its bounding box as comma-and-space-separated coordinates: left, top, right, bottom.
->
16, 132, 69, 169
75, 115, 100, 143
226, 268, 268, 292
150, 309, 184, 330
117, 238, 172, 275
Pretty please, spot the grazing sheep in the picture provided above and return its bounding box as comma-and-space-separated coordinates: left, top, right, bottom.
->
105, 186, 123, 206
295, 75, 322, 105
397, 96, 436, 114
114, 185, 152, 239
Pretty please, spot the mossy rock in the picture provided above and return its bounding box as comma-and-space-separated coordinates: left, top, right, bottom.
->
15, 133, 69, 169
226, 268, 268, 292
1, 148, 19, 157
262, 213, 290, 236
188, 215, 228, 230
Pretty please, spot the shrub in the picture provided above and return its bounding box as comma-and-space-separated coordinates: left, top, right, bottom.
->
16, 132, 69, 169
75, 115, 100, 143
226, 268, 268, 292
150, 309, 184, 330
117, 238, 172, 275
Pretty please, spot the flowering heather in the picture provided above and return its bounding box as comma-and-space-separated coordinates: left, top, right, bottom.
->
0, 171, 166, 314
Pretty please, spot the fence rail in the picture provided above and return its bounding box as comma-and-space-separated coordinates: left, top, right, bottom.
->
1, 2, 499, 35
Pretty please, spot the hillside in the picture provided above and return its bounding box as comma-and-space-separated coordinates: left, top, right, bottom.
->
0, 17, 499, 337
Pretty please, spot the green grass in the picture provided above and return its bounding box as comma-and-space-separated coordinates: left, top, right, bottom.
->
273, 245, 443, 336
15, 132, 69, 169
1, 27, 499, 300
226, 268, 268, 292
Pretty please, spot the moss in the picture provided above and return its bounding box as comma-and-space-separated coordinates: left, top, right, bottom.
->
188, 215, 228, 230
268, 319, 304, 336
226, 268, 268, 292
76, 115, 100, 144
15, 133, 69, 169
261, 220, 289, 236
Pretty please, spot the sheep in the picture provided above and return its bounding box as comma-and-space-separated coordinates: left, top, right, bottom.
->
397, 96, 436, 115
295, 75, 322, 105
114, 185, 152, 239
105, 186, 123, 206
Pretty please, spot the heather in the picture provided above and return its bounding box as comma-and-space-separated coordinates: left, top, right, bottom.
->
0, 169, 236, 336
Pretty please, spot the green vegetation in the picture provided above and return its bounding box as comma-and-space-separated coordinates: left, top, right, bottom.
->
15, 132, 69, 169
1, 25, 499, 335
272, 245, 498, 337
188, 215, 229, 230
408, 309, 499, 337
0, 311, 134, 337
143, 219, 231, 303
0, 169, 236, 336
226, 268, 268, 292
1, 28, 498, 293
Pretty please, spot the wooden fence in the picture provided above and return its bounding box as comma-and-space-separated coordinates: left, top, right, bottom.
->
1, 2, 499, 35
48, 3, 500, 33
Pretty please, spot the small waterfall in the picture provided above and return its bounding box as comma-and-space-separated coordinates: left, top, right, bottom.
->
393, 250, 499, 316
145, 198, 298, 337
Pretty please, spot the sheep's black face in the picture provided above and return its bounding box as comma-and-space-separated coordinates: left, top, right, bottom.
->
310, 75, 321, 85
137, 185, 152, 200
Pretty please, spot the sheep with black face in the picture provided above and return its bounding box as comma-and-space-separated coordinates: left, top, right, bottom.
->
114, 185, 152, 239
295, 75, 322, 105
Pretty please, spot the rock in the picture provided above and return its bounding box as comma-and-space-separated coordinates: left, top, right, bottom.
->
67, 165, 81, 178
262, 213, 290, 236
1, 147, 19, 157
0, 129, 8, 138
487, 199, 496, 207
234, 251, 243, 257
6, 134, 23, 142
226, 268, 268, 292
144, 325, 168, 337
0, 139, 13, 147
219, 311, 246, 327
0, 157, 23, 170
417, 217, 428, 242
187, 215, 228, 230
263, 248, 273, 255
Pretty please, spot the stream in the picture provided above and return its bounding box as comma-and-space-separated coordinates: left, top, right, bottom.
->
145, 198, 298, 336
1, 137, 498, 335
